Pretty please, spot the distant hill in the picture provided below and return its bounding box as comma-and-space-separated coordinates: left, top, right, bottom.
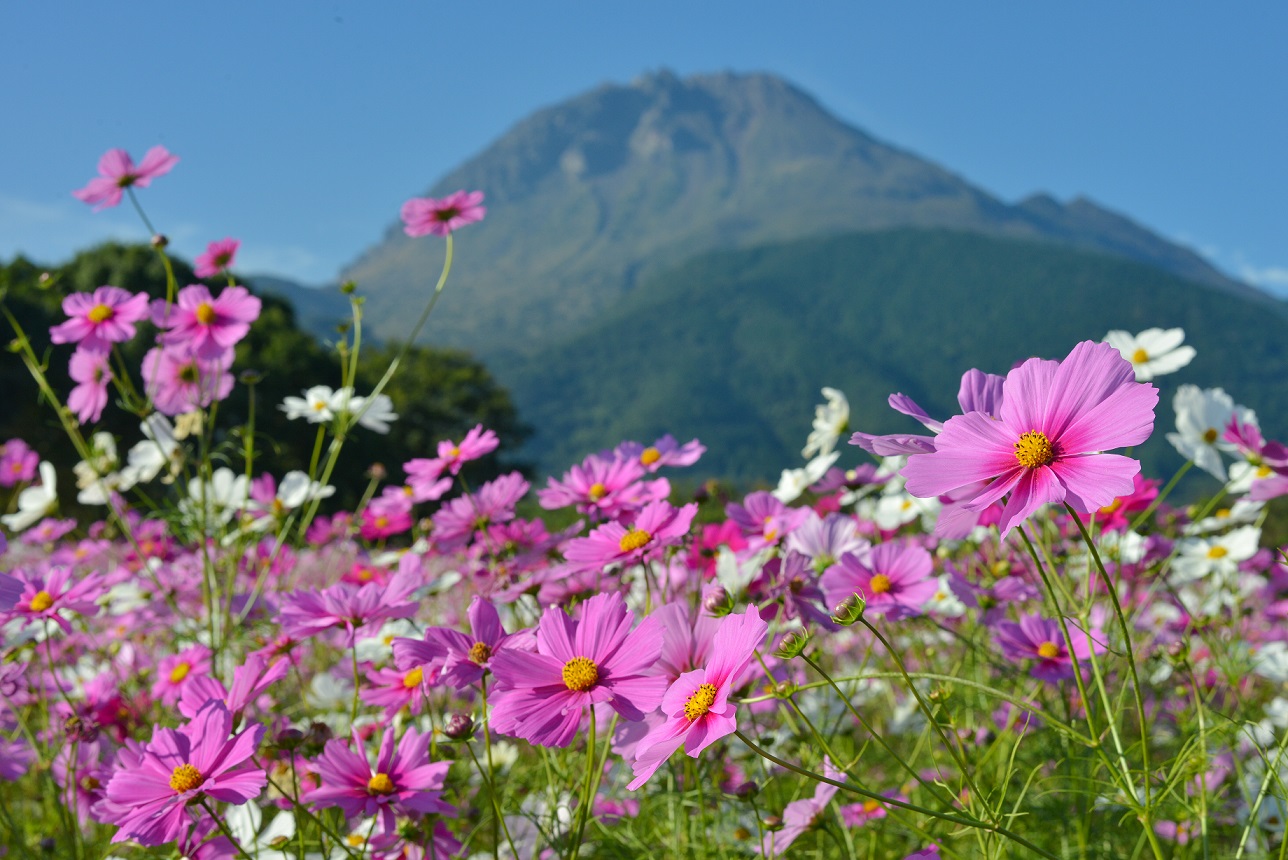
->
246, 274, 349, 341
339, 69, 1259, 369
505, 229, 1288, 478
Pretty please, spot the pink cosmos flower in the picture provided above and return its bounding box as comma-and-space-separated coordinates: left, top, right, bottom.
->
400, 190, 486, 237
759, 757, 846, 856
1078, 473, 1158, 532
628, 605, 767, 788
278, 568, 420, 648
359, 491, 414, 541
403, 457, 451, 503
562, 500, 698, 572
489, 592, 667, 748
101, 701, 265, 846
361, 664, 435, 719
73, 145, 179, 211
50, 286, 151, 353
0, 439, 38, 487
178, 653, 289, 719
821, 540, 938, 620
726, 491, 811, 551
68, 348, 113, 424
993, 614, 1102, 682
141, 347, 235, 416
306, 724, 455, 835
436, 424, 499, 474
152, 284, 262, 362
613, 435, 706, 473
431, 471, 529, 550
9, 565, 104, 633
538, 452, 670, 518
903, 341, 1158, 538
393, 595, 533, 690
851, 368, 1005, 457
193, 238, 240, 279
153, 645, 213, 707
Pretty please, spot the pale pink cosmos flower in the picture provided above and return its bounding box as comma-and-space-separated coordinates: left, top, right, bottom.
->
489, 592, 666, 748
903, 341, 1158, 538
100, 701, 265, 847
141, 347, 235, 416
400, 190, 486, 237
152, 284, 262, 362
628, 605, 767, 789
306, 723, 455, 835
50, 286, 151, 353
68, 348, 113, 424
193, 238, 240, 279
73, 145, 179, 211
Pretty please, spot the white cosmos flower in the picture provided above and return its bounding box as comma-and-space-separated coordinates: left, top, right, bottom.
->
1104, 327, 1196, 381
225, 803, 296, 860
281, 385, 341, 423
1, 461, 58, 531
183, 467, 250, 527
802, 387, 849, 458
1170, 524, 1261, 584
124, 413, 182, 485
246, 471, 335, 533
1166, 385, 1254, 481
773, 451, 839, 503
346, 393, 398, 434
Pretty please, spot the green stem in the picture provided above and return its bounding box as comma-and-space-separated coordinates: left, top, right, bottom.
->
569, 704, 598, 860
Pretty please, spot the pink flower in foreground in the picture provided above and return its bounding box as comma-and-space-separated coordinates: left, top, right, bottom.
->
50, 286, 151, 352
628, 605, 767, 789
400, 190, 486, 237
152, 284, 262, 362
489, 592, 666, 748
101, 701, 265, 846
73, 145, 179, 211
903, 341, 1158, 538
306, 724, 455, 835
68, 348, 113, 424
193, 238, 240, 279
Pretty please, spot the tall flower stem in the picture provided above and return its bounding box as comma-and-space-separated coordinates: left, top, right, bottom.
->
569, 704, 598, 860
734, 730, 1061, 860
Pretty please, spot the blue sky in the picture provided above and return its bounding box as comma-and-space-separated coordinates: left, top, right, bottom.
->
4, 2, 1286, 293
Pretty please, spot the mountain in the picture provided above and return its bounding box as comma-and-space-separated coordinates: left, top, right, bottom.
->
339, 69, 1259, 365
508, 229, 1288, 479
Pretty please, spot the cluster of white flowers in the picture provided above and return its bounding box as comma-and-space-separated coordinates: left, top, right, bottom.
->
280, 384, 398, 434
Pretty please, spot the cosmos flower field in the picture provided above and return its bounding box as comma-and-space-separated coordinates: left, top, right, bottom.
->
1, 147, 1287, 859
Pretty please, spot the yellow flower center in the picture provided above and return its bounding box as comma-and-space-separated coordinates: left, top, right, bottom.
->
402, 667, 424, 689
1258, 465, 1274, 478
367, 772, 396, 795
619, 528, 652, 552
449, 446, 461, 458
1202, 428, 1219, 444
863, 800, 882, 814
562, 656, 599, 691
169, 661, 191, 684
169, 763, 203, 793
588, 482, 608, 500
1207, 546, 1228, 559
29, 591, 54, 612
195, 302, 217, 325
1014, 430, 1056, 469
1099, 498, 1124, 516
87, 304, 114, 324
868, 574, 892, 595
469, 641, 492, 664
1036, 642, 1060, 660
640, 446, 661, 466
684, 682, 718, 721
1131, 348, 1149, 365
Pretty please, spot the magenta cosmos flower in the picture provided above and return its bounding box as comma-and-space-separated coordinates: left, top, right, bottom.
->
101, 701, 266, 847
488, 592, 667, 748
562, 500, 698, 571
902, 341, 1158, 538
392, 595, 532, 690
193, 238, 240, 279
306, 724, 455, 835
10, 565, 104, 634
50, 286, 150, 353
628, 605, 768, 789
820, 540, 938, 621
993, 614, 1101, 682
68, 348, 113, 424
152, 284, 262, 362
400, 190, 486, 237
73, 145, 179, 211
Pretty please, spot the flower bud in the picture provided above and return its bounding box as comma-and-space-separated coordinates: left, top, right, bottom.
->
150, 233, 169, 249
340, 280, 358, 295
831, 592, 866, 626
442, 713, 475, 740
702, 586, 732, 616
238, 369, 263, 386
731, 779, 759, 799
773, 630, 810, 660
274, 728, 305, 751
762, 815, 784, 832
